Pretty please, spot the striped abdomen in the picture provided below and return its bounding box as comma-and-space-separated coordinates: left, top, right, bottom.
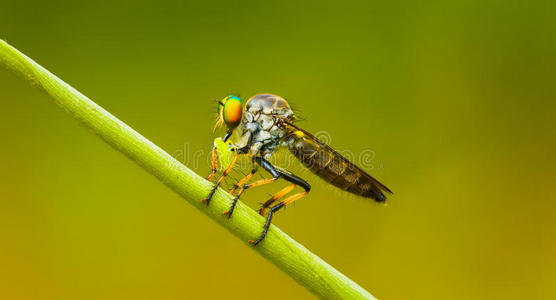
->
285, 127, 392, 202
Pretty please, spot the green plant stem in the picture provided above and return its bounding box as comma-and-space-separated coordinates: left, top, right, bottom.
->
0, 39, 377, 300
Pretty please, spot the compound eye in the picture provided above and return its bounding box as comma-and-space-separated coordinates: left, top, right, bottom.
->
222, 96, 242, 129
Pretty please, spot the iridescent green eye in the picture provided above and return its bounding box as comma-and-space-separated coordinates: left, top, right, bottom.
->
220, 96, 242, 129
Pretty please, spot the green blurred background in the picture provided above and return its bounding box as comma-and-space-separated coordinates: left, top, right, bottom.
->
1, 0, 555, 299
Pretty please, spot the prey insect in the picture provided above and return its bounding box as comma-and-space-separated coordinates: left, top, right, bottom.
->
203, 94, 392, 245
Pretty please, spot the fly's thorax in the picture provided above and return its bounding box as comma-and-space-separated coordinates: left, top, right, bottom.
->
235, 94, 295, 158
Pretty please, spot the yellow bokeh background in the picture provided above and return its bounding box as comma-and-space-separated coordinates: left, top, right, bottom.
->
1, 1, 554, 299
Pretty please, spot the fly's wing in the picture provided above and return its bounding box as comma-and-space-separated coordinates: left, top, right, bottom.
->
281, 120, 392, 200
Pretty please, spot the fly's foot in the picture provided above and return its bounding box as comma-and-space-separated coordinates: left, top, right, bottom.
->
249, 203, 284, 246
248, 228, 268, 245
222, 194, 240, 219
248, 237, 265, 246
221, 209, 234, 219
201, 185, 218, 206
248, 226, 271, 245
229, 184, 239, 195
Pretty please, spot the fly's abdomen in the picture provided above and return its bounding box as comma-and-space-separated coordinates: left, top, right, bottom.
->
286, 130, 390, 202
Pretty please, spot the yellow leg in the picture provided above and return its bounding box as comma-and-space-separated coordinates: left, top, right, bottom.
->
222, 176, 279, 217
259, 184, 295, 216
229, 171, 254, 195
228, 176, 280, 201
201, 152, 238, 205
206, 145, 218, 181
281, 191, 309, 206
249, 190, 309, 245
243, 177, 278, 189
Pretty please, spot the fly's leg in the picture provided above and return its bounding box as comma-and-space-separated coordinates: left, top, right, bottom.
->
206, 144, 218, 181
222, 167, 256, 218
249, 191, 310, 245
222, 156, 279, 218
249, 202, 284, 245
201, 150, 237, 205
249, 170, 311, 246
258, 184, 295, 215
201, 147, 237, 206
259, 169, 310, 215
223, 174, 279, 218
229, 168, 256, 195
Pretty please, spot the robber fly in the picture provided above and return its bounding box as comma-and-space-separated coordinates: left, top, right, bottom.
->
203, 94, 392, 245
